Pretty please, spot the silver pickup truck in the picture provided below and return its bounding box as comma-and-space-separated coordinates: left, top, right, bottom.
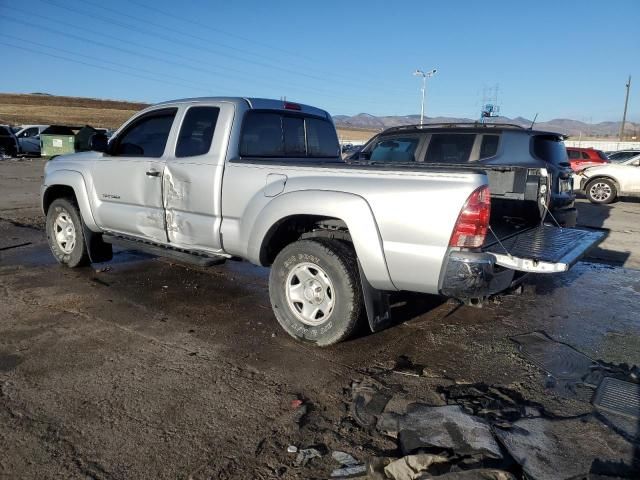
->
41, 97, 604, 345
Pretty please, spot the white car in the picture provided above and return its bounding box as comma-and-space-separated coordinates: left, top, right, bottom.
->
578, 155, 640, 203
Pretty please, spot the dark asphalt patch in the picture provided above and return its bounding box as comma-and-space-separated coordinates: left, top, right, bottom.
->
0, 353, 23, 372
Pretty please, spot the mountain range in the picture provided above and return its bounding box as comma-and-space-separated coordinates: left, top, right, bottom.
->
332, 113, 638, 138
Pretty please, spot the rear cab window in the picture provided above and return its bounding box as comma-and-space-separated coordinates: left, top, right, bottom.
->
239, 110, 339, 160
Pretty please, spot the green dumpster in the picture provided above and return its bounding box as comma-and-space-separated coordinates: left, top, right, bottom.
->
40, 125, 76, 157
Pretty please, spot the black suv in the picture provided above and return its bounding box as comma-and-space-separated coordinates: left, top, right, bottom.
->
349, 123, 576, 227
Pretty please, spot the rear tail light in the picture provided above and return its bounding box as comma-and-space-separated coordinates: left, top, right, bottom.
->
449, 185, 491, 248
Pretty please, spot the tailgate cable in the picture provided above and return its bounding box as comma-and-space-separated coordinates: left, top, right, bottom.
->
488, 226, 513, 259
540, 197, 563, 230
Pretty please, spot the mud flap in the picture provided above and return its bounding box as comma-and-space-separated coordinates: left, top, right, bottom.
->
358, 261, 392, 332
83, 224, 113, 263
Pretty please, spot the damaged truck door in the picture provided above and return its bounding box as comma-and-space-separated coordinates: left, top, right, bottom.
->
90, 108, 177, 244
162, 103, 232, 253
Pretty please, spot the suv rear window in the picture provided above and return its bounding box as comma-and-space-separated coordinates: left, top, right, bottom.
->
424, 133, 475, 164
240, 111, 339, 158
533, 135, 568, 165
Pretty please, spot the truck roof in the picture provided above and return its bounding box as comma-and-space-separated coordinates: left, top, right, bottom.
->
155, 97, 331, 119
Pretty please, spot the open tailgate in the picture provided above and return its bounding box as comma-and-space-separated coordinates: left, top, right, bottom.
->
483, 224, 605, 273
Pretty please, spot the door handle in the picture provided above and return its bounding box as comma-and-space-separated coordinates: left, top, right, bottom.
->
146, 170, 161, 177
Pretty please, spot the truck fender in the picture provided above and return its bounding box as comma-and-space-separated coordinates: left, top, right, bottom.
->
248, 190, 396, 291
42, 170, 113, 263
42, 170, 99, 231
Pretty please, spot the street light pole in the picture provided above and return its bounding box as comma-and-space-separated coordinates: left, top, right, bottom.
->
413, 68, 437, 125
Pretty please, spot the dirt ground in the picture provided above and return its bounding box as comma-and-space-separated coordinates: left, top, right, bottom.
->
1, 158, 639, 479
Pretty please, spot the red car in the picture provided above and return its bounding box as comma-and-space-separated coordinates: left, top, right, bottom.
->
566, 147, 609, 172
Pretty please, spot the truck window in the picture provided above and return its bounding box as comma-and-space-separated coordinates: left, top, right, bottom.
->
112, 108, 177, 158
175, 106, 220, 158
369, 137, 419, 162
283, 116, 306, 155
424, 133, 475, 164
306, 117, 339, 157
240, 111, 339, 158
18, 127, 39, 138
479, 134, 499, 159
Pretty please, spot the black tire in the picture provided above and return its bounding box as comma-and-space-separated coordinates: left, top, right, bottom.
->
46, 198, 90, 268
269, 239, 363, 346
586, 178, 617, 204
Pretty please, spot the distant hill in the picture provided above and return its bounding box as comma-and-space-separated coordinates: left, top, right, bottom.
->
333, 113, 639, 138
0, 93, 149, 128
1, 93, 636, 139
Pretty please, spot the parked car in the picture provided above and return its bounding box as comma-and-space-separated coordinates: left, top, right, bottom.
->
0, 124, 20, 158
15, 125, 49, 155
351, 122, 577, 227
606, 149, 640, 163
566, 147, 609, 172
577, 155, 640, 203
41, 99, 603, 345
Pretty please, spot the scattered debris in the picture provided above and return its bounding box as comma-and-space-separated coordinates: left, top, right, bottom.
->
294, 447, 322, 467
494, 416, 637, 480
331, 451, 366, 478
291, 399, 304, 409
332, 451, 360, 466
383, 453, 448, 479
592, 376, 640, 420
378, 404, 502, 458
286, 445, 298, 454
350, 379, 391, 427
94, 266, 112, 273
393, 355, 425, 377
428, 470, 515, 480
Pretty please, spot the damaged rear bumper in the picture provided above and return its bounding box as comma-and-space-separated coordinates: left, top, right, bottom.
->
439, 251, 515, 301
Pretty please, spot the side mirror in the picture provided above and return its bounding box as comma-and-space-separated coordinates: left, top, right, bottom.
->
90, 133, 109, 153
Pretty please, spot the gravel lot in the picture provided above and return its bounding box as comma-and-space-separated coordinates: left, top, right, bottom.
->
1, 158, 638, 479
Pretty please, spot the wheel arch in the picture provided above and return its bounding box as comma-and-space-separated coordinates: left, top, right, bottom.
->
248, 190, 395, 291
42, 170, 99, 231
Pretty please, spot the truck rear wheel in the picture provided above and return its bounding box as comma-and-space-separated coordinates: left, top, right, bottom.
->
269, 239, 362, 346
46, 198, 90, 268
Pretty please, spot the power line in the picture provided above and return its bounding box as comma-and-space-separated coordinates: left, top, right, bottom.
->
0, 10, 406, 108
40, 0, 404, 93
0, 33, 218, 93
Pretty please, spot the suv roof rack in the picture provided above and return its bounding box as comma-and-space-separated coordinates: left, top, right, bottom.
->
383, 122, 526, 133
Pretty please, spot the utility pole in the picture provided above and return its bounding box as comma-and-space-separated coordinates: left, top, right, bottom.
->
619, 75, 631, 141
413, 68, 437, 125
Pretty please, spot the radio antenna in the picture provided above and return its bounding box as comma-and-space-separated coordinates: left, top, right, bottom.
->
529, 113, 538, 130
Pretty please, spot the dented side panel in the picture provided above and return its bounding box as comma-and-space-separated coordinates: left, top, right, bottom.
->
161, 101, 235, 253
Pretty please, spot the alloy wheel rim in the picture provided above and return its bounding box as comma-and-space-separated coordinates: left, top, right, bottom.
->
590, 182, 611, 201
285, 262, 335, 326
53, 209, 76, 254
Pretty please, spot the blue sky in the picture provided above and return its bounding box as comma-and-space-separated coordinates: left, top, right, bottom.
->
0, 0, 638, 121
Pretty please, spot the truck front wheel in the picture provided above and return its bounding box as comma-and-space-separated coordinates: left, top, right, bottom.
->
269, 239, 362, 346
46, 198, 90, 268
